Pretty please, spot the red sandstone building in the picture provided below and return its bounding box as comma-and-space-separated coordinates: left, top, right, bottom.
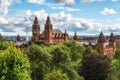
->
32, 16, 69, 44
97, 31, 116, 56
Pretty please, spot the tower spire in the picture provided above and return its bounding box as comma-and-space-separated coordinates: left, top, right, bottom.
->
32, 16, 40, 41
65, 29, 67, 33
26, 27, 29, 42
34, 16, 39, 24
46, 15, 51, 24
74, 30, 77, 36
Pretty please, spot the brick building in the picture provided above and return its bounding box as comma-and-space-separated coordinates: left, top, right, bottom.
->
97, 31, 116, 56
32, 16, 69, 44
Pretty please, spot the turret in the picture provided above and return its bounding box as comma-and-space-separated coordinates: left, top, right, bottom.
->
109, 31, 116, 56
73, 30, 78, 41
32, 16, 40, 41
44, 16, 53, 44
64, 29, 68, 41
16, 34, 21, 41
109, 31, 115, 45
97, 31, 105, 55
98, 31, 105, 43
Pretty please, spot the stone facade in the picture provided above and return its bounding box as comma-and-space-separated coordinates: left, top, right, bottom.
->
32, 16, 69, 44
97, 31, 116, 56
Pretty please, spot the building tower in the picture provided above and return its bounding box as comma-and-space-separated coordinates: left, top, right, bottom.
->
109, 32, 115, 45
64, 29, 68, 41
73, 30, 78, 41
109, 31, 116, 56
97, 31, 106, 55
16, 34, 21, 41
44, 16, 53, 44
32, 16, 40, 41
26, 27, 29, 42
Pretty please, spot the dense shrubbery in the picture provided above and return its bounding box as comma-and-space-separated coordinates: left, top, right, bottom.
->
0, 43, 31, 80
0, 40, 120, 80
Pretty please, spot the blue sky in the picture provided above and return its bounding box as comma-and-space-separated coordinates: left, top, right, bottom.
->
0, 0, 120, 36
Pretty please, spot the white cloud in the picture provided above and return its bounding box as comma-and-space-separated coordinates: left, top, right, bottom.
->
27, 0, 45, 4
111, 0, 119, 2
0, 16, 8, 24
0, 9, 119, 36
66, 7, 80, 11
53, 0, 75, 5
0, 0, 21, 16
80, 0, 104, 3
51, 6, 80, 11
100, 8, 117, 15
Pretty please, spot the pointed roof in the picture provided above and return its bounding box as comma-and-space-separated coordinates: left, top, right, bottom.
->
100, 31, 104, 36
65, 29, 66, 33
17, 34, 20, 38
98, 31, 105, 43
110, 31, 113, 37
109, 31, 115, 42
34, 16, 39, 24
74, 30, 77, 36
46, 15, 51, 24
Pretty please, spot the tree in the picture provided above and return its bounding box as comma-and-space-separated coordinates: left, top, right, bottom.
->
115, 45, 120, 59
59, 64, 84, 80
80, 54, 111, 80
33, 41, 48, 47
26, 44, 52, 80
96, 45, 101, 54
0, 42, 8, 51
0, 34, 3, 41
63, 40, 85, 62
51, 45, 71, 66
43, 69, 69, 80
83, 46, 92, 55
0, 44, 31, 80
106, 59, 120, 80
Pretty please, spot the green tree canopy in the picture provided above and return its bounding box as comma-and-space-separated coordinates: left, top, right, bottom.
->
63, 40, 85, 62
80, 54, 111, 80
51, 45, 71, 66
27, 44, 52, 80
115, 45, 120, 59
83, 46, 92, 55
0, 42, 8, 51
0, 44, 31, 80
43, 69, 69, 80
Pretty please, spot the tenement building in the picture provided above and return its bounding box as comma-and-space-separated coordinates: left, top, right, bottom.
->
32, 16, 69, 44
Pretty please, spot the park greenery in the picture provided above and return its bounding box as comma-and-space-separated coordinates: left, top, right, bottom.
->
0, 40, 120, 80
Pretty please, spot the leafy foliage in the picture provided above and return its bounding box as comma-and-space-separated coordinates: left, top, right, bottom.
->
0, 44, 31, 80
0, 42, 8, 51
27, 44, 52, 80
51, 45, 71, 66
115, 45, 120, 59
64, 40, 84, 62
80, 54, 111, 80
43, 69, 69, 80
83, 46, 92, 55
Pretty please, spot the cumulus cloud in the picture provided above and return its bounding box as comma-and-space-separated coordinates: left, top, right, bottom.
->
53, 0, 75, 5
0, 17, 8, 24
0, 9, 119, 36
0, 9, 103, 36
100, 8, 117, 15
27, 0, 45, 4
51, 6, 80, 11
0, 0, 21, 16
80, 0, 104, 3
